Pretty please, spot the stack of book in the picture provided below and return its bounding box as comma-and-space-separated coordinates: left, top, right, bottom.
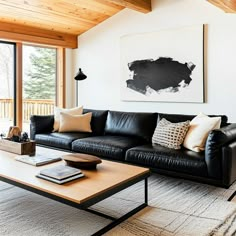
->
36, 165, 84, 184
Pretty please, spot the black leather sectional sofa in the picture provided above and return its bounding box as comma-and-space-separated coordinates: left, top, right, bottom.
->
30, 109, 236, 188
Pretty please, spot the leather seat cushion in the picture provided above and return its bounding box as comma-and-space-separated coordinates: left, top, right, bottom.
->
35, 132, 92, 150
72, 135, 145, 161
126, 144, 208, 177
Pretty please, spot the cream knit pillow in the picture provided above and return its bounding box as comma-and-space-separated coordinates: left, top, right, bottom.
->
183, 113, 221, 152
58, 112, 92, 133
53, 106, 83, 132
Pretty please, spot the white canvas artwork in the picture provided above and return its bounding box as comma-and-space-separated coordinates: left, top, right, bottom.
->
120, 25, 204, 103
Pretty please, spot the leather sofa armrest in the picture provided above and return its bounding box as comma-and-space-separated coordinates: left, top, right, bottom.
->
205, 123, 236, 179
218, 123, 236, 142
222, 141, 236, 187
30, 115, 54, 140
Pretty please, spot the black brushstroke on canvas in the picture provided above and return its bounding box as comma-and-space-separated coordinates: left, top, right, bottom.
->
126, 57, 196, 95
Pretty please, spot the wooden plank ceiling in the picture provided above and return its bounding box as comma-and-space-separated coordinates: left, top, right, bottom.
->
208, 0, 236, 13
0, 0, 151, 48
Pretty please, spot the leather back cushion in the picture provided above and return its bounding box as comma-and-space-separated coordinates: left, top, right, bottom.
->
158, 113, 228, 127
83, 109, 108, 135
30, 115, 54, 134
105, 111, 157, 142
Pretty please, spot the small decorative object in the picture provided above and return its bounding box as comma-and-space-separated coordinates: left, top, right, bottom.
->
74, 68, 87, 81
12, 135, 20, 142
6, 127, 30, 143
63, 153, 102, 170
21, 132, 30, 142
7, 126, 21, 140
0, 126, 35, 155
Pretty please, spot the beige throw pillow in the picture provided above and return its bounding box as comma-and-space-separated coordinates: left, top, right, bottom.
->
58, 112, 92, 133
152, 118, 190, 150
53, 106, 83, 132
183, 113, 221, 152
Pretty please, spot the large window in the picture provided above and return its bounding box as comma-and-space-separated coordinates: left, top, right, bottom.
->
0, 41, 63, 136
22, 45, 57, 132
0, 41, 16, 134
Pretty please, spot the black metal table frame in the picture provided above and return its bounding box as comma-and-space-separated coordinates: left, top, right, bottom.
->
0, 172, 149, 236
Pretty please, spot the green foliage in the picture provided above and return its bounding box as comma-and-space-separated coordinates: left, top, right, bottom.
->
23, 47, 56, 99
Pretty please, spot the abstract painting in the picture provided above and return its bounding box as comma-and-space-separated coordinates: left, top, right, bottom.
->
120, 25, 204, 103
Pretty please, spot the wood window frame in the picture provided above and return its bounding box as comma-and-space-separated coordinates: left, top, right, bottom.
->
56, 47, 66, 108
16, 42, 23, 128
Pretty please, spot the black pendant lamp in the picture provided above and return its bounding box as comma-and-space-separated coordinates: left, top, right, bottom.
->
74, 68, 87, 81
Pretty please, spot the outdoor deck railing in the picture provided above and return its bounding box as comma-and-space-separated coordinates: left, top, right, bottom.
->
0, 99, 54, 122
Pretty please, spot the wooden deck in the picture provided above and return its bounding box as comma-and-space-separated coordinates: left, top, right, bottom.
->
0, 98, 54, 134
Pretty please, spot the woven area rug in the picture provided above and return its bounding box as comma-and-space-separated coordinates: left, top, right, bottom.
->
0, 174, 236, 236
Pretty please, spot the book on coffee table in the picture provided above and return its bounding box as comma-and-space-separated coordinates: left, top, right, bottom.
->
15, 153, 62, 166
39, 165, 82, 180
36, 172, 84, 184
36, 165, 84, 184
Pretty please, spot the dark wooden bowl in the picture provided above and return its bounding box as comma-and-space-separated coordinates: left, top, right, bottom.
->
63, 153, 102, 170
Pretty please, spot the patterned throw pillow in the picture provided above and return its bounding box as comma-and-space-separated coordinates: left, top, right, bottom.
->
152, 118, 190, 149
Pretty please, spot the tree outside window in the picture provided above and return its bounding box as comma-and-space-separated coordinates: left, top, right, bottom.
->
23, 46, 56, 99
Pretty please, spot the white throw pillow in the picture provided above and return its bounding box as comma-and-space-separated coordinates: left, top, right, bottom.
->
152, 118, 190, 150
183, 113, 221, 152
58, 112, 92, 133
53, 106, 83, 132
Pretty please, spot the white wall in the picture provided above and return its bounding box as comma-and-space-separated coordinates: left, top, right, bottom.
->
65, 48, 76, 108
73, 0, 236, 122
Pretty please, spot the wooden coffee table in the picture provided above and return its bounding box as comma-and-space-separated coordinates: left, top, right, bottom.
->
0, 147, 150, 236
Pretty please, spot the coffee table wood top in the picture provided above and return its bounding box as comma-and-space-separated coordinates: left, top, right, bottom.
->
0, 147, 150, 205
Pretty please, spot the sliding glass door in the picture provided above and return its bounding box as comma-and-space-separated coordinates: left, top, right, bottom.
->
0, 41, 16, 134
